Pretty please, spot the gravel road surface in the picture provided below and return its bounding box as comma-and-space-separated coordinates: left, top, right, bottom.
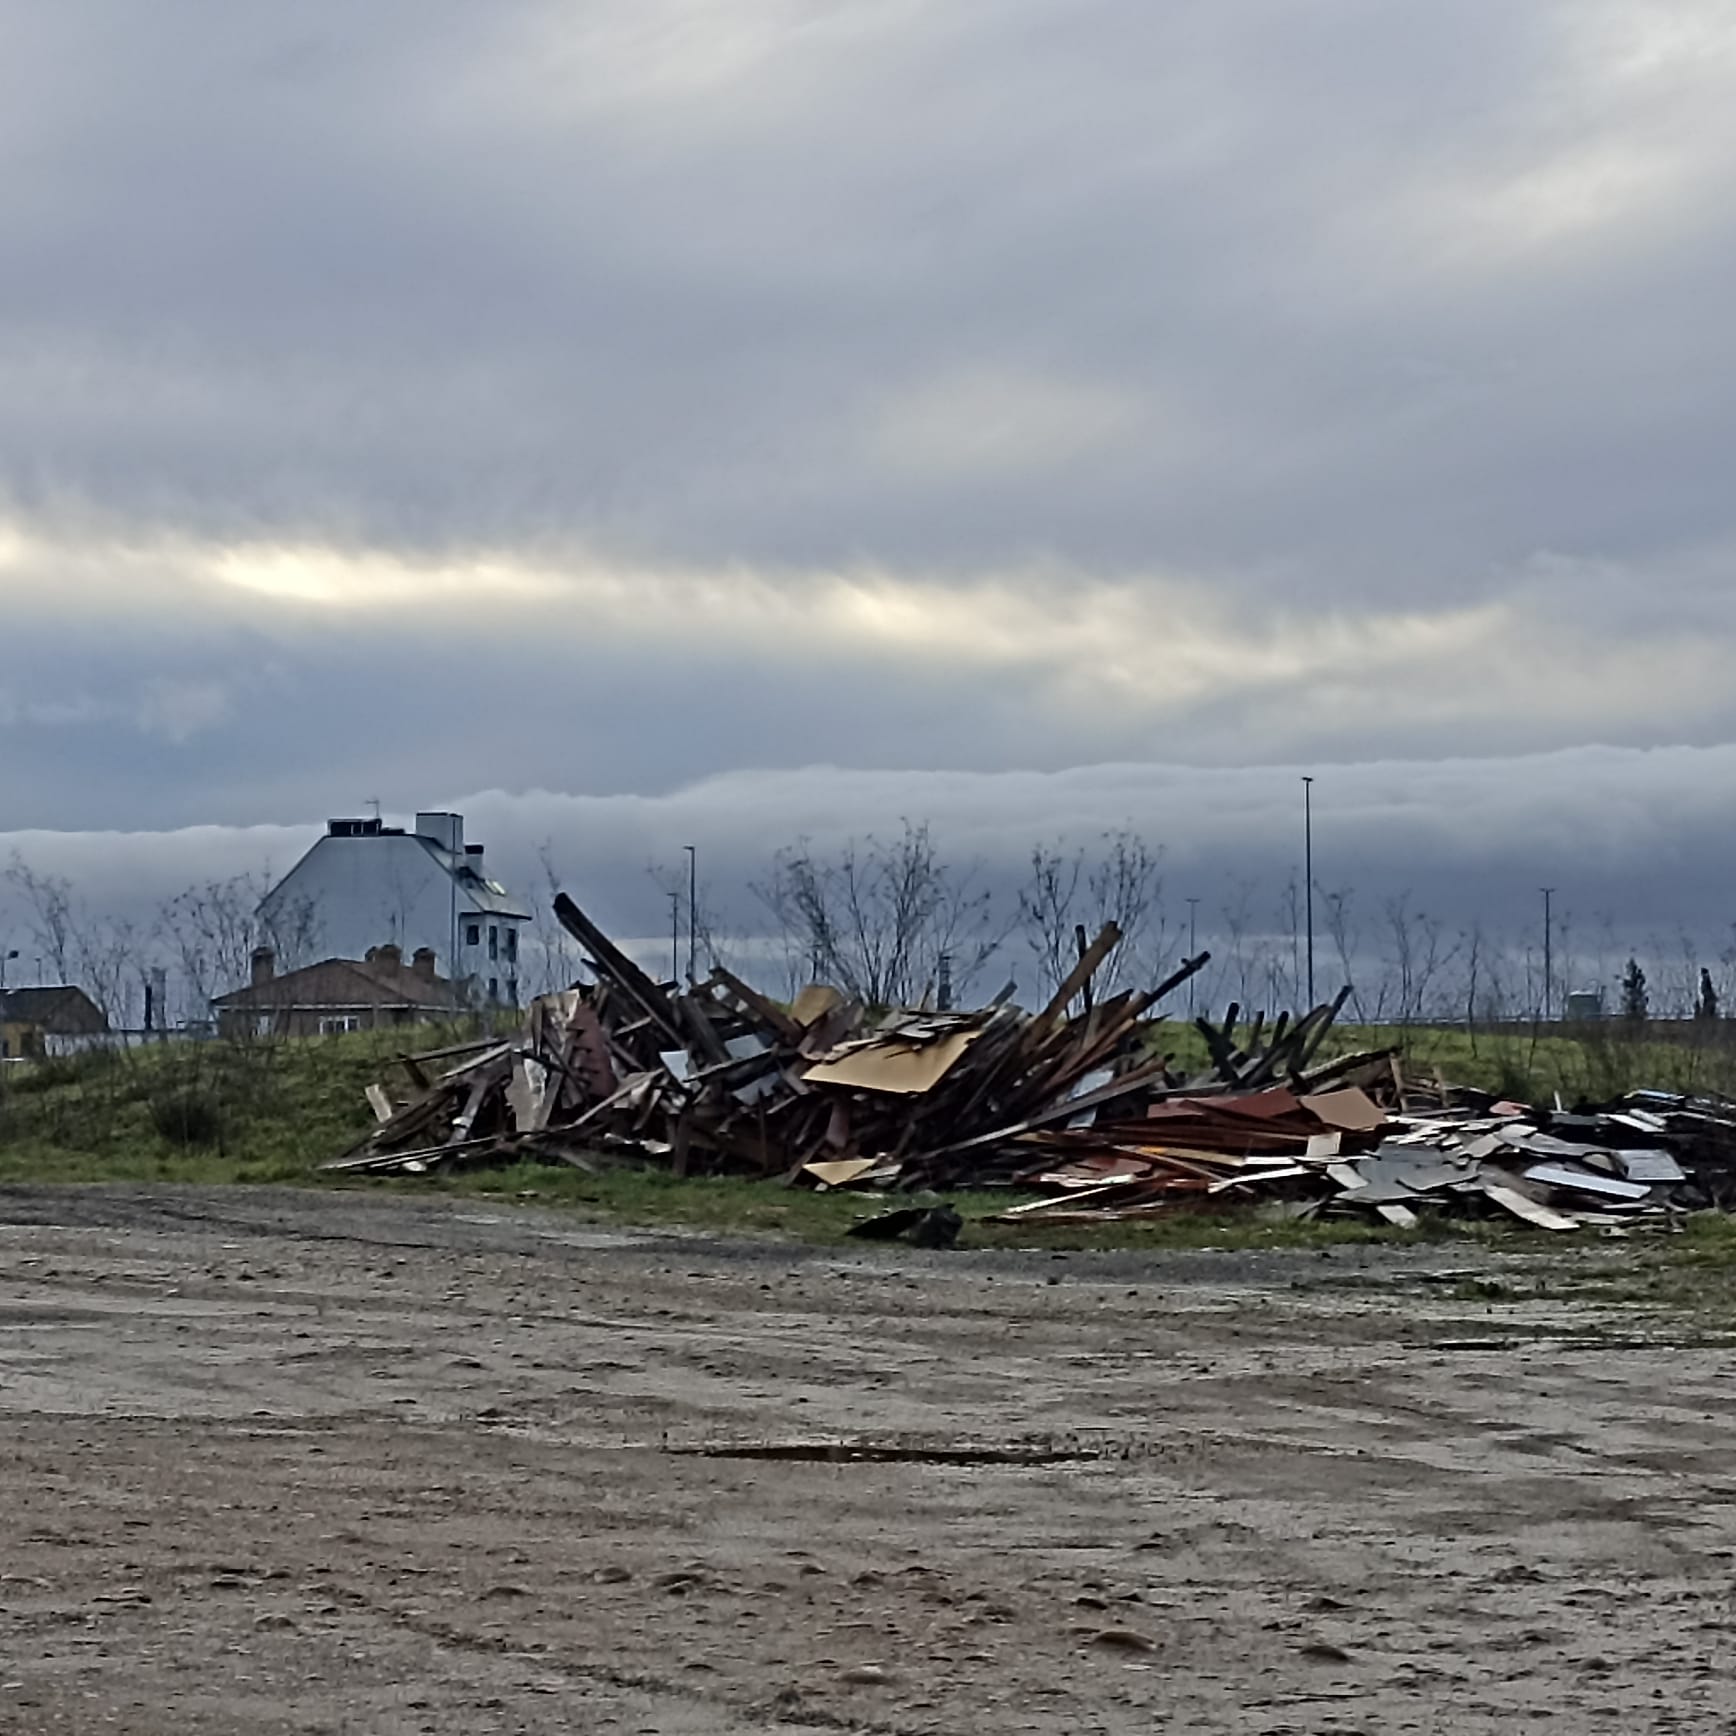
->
2, 1185, 1732, 1733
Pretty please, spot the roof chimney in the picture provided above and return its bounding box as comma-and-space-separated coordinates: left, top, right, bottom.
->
250, 946, 275, 987
414, 811, 463, 856
411, 947, 438, 982
372, 943, 403, 971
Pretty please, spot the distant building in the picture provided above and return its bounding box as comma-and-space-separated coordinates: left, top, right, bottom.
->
211, 944, 466, 1039
257, 811, 530, 1005
0, 986, 111, 1059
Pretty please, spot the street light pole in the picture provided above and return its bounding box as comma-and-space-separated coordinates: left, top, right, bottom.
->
683, 845, 698, 985
1302, 776, 1316, 1006
1186, 898, 1200, 1017
669, 890, 681, 985
1541, 887, 1555, 1022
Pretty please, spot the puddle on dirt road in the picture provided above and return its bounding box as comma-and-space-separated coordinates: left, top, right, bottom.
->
667, 1439, 1102, 1466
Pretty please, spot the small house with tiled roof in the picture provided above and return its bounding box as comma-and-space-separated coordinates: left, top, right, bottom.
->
211, 944, 466, 1039
0, 985, 110, 1060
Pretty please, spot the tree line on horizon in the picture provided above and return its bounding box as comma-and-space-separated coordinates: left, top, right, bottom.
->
6, 828, 1736, 1037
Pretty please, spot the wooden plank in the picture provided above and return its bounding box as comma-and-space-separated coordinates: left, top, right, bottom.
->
448, 1071, 495, 1144
708, 966, 806, 1045
553, 893, 686, 1045
1301, 1087, 1387, 1134
1033, 923, 1122, 1030
403, 1036, 502, 1066
676, 991, 731, 1066
804, 1030, 980, 1095
915, 1052, 1174, 1167
803, 1158, 877, 1188
1482, 1183, 1580, 1232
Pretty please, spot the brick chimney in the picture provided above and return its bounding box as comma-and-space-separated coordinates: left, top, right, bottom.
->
250, 947, 275, 987
372, 943, 402, 971
411, 947, 438, 982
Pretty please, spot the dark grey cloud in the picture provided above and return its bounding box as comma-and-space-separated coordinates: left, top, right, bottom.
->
3, 1, 1735, 959
4, 2, 1732, 585
5, 747, 1734, 1013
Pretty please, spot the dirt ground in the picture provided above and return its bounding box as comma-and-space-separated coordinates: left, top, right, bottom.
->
2, 1187, 1734, 1734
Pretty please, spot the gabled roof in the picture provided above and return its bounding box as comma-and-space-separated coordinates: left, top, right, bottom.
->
212, 955, 466, 1011
454, 868, 531, 920
257, 813, 533, 924
0, 986, 109, 1033
423, 846, 530, 919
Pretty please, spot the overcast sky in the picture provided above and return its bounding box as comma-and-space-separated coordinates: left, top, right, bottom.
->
3, 2, 1734, 974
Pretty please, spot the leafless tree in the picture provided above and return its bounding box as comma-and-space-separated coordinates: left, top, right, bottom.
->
525, 842, 587, 997
1016, 830, 1165, 999
1320, 886, 1365, 1022
1277, 874, 1302, 1011
1459, 922, 1482, 1045
4, 855, 154, 1027
81, 918, 145, 1032
1665, 928, 1703, 1023
1379, 893, 1461, 1027
1211, 877, 1257, 1009
156, 871, 321, 1022
4, 855, 75, 984
756, 821, 1008, 1008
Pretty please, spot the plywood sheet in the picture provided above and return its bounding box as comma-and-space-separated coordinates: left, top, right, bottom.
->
803, 1030, 979, 1095
803, 1158, 877, 1188
790, 984, 844, 1027
1482, 1184, 1580, 1232
1301, 1087, 1387, 1133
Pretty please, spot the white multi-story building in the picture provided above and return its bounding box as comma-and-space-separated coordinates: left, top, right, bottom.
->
258, 811, 531, 1005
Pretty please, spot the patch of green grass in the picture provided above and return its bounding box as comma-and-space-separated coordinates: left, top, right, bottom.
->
9, 1016, 1735, 1259
1150, 1011, 1736, 1106
0, 1024, 1442, 1250
0, 1022, 491, 1183
1333, 1023, 1736, 1104
1440, 1215, 1736, 1318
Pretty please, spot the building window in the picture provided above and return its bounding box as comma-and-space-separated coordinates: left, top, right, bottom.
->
504, 928, 518, 961
464, 922, 481, 948
487, 977, 499, 1001
320, 1015, 363, 1035
488, 924, 499, 960
506, 977, 518, 1006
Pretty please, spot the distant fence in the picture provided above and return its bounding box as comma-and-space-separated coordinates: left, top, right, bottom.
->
40, 1026, 215, 1058
1374, 1016, 1736, 1049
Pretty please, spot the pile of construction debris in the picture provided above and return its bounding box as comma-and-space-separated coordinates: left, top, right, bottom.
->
329, 894, 1229, 1183
325, 892, 1736, 1235
996, 1074, 1729, 1234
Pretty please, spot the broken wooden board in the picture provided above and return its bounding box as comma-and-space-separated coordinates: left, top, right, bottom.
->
1482, 1183, 1580, 1232
1301, 1087, 1387, 1134
802, 1029, 980, 1095
802, 1157, 878, 1188
790, 983, 845, 1028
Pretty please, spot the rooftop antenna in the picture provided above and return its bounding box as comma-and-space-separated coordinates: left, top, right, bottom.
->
366, 797, 383, 823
